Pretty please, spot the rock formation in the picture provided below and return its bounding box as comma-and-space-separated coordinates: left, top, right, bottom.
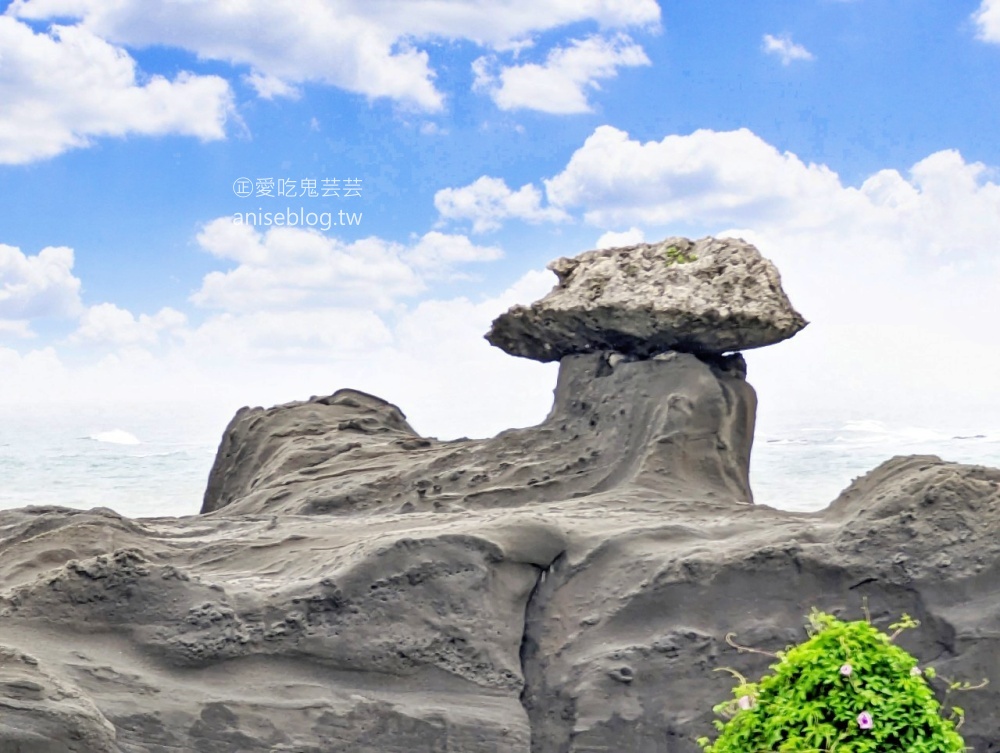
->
2, 236, 999, 753
486, 236, 807, 362
201, 350, 756, 517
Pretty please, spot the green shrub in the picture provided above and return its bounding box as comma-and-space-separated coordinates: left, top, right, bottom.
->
697, 608, 984, 752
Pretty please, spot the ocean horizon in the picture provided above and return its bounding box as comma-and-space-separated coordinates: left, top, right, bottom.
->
2, 400, 997, 518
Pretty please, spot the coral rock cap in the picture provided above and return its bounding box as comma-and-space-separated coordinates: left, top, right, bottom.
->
486, 236, 807, 361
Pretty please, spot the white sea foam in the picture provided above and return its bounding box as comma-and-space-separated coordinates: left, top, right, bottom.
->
88, 429, 141, 446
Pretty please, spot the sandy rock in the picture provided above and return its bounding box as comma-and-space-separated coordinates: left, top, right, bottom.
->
2, 353, 1000, 751
487, 236, 807, 361
0, 646, 118, 753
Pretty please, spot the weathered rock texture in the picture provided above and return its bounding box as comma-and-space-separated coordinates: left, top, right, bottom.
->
2, 351, 1000, 752
201, 351, 756, 516
487, 236, 807, 361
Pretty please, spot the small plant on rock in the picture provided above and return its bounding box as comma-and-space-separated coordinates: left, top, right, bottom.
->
697, 607, 986, 752
664, 244, 698, 265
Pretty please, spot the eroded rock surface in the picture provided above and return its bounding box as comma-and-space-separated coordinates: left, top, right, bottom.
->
201, 351, 756, 516
487, 236, 807, 361
2, 350, 1000, 752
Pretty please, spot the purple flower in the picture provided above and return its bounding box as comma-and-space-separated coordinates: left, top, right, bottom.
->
738, 695, 752, 710
840, 663, 853, 677
857, 712, 874, 730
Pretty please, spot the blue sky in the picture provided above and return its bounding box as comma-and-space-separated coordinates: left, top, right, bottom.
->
2, 0, 1000, 440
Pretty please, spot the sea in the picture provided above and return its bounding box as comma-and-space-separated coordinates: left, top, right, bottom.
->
1, 402, 998, 518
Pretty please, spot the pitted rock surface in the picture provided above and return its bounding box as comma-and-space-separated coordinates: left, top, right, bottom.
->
486, 236, 807, 361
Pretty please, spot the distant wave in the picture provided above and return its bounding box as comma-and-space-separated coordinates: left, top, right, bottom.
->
761, 421, 999, 449
130, 450, 191, 458
87, 429, 141, 446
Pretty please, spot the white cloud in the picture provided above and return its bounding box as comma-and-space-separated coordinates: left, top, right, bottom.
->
7, 118, 1000, 453
544, 126, 847, 228
191, 220, 499, 312
0, 320, 34, 339
183, 309, 394, 363
191, 220, 421, 312
473, 33, 650, 113
0, 346, 67, 402
0, 269, 560, 440
177, 266, 558, 433
762, 33, 815, 65
435, 176, 570, 233
0, 17, 232, 164
7, 0, 660, 113
408, 231, 503, 273
543, 127, 1000, 265
419, 121, 446, 136
244, 71, 300, 100
72, 303, 187, 347
595, 227, 645, 248
974, 0, 1000, 42
0, 243, 82, 322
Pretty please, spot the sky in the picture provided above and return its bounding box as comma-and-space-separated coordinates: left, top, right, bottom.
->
2, 0, 1000, 443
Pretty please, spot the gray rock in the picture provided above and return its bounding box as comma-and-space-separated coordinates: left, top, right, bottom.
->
2, 353, 999, 752
486, 236, 807, 361
201, 351, 755, 517
0, 646, 117, 753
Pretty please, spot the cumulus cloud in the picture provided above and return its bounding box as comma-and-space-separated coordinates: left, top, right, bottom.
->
0, 244, 83, 325
191, 220, 501, 312
473, 33, 650, 113
542, 128, 1000, 339
0, 320, 34, 339
7, 0, 660, 114
191, 221, 422, 311
434, 176, 570, 233
407, 231, 503, 274
762, 33, 815, 65
973, 0, 1000, 42
72, 304, 187, 347
595, 227, 646, 248
544, 126, 846, 228
0, 16, 232, 164
543, 126, 1000, 264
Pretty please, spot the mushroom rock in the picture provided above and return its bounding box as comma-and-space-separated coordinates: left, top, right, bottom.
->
4, 237, 1000, 753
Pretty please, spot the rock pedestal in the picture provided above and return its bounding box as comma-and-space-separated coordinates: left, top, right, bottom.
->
201, 350, 756, 517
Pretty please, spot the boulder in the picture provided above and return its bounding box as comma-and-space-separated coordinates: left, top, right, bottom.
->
486, 236, 807, 361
